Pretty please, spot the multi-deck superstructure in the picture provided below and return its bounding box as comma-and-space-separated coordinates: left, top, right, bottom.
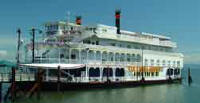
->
23, 11, 183, 86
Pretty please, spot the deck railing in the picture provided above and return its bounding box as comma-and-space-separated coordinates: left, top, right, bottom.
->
0, 73, 35, 82
29, 58, 141, 66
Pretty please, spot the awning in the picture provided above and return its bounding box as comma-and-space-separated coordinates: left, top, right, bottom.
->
20, 63, 85, 70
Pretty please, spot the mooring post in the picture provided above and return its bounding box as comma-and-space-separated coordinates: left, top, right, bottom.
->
57, 66, 61, 92
0, 83, 2, 103
188, 68, 192, 85
37, 68, 42, 100
1, 73, 3, 82
11, 66, 16, 102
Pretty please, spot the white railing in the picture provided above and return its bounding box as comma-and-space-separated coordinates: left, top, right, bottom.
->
31, 58, 141, 66
0, 73, 35, 82
71, 43, 181, 56
159, 41, 177, 48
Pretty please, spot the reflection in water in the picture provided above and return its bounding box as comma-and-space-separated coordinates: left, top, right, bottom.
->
15, 69, 200, 103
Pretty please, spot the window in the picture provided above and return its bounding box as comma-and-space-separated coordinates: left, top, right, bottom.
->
177, 61, 180, 67
120, 54, 125, 61
71, 54, 76, 59
87, 40, 91, 44
92, 42, 95, 45
71, 27, 73, 30
156, 72, 159, 76
83, 40, 91, 44
127, 45, 131, 48
173, 61, 176, 67
96, 41, 99, 45
145, 59, 148, 66
151, 72, 154, 76
136, 54, 141, 62
150, 59, 154, 66
168, 61, 171, 66
102, 29, 107, 32
132, 54, 136, 62
127, 57, 130, 62
148, 72, 150, 76
162, 60, 166, 66
60, 54, 64, 58
157, 60, 160, 66
110, 43, 116, 46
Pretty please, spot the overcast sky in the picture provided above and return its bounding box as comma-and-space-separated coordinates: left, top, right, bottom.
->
0, 0, 200, 64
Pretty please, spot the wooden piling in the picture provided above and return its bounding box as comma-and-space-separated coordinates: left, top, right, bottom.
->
57, 66, 61, 92
188, 68, 192, 85
11, 67, 16, 102
37, 68, 42, 100
0, 83, 2, 103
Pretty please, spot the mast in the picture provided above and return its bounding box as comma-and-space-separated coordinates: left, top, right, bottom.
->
32, 28, 35, 63
16, 28, 21, 66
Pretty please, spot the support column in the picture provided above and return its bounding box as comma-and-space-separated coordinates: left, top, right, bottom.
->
37, 68, 43, 100
113, 68, 116, 81
125, 53, 127, 65
94, 51, 97, 62
100, 67, 103, 82
86, 50, 89, 63
57, 66, 61, 92
85, 66, 89, 81
100, 51, 103, 64
86, 51, 89, 81
11, 67, 16, 102
113, 53, 116, 61
0, 83, 1, 103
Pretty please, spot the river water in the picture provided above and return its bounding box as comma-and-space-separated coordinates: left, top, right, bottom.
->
13, 68, 200, 103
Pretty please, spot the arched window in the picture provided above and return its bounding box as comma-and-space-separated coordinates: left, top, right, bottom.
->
108, 52, 114, 61
102, 52, 107, 61
96, 51, 101, 60
120, 54, 125, 62
115, 68, 125, 77
168, 61, 171, 66
89, 67, 100, 77
145, 59, 148, 66
131, 54, 136, 62
157, 60, 160, 66
88, 50, 95, 60
127, 54, 131, 62
103, 68, 113, 77
136, 54, 141, 62
150, 59, 154, 66
115, 53, 120, 61
162, 60, 166, 66
173, 61, 176, 67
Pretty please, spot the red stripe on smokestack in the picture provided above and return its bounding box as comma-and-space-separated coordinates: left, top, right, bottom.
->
115, 14, 120, 19
115, 10, 121, 34
76, 16, 82, 25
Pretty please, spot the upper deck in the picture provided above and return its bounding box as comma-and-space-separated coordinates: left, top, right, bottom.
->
44, 21, 177, 48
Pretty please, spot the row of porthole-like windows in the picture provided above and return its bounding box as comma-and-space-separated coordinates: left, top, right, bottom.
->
145, 59, 181, 67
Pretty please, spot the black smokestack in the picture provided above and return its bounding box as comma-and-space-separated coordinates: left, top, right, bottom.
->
76, 16, 82, 25
115, 10, 121, 34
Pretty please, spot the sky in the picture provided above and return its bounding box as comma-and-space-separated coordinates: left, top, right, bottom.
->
0, 0, 200, 64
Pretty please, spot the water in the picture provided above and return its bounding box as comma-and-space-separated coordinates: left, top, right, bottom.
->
11, 68, 200, 103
